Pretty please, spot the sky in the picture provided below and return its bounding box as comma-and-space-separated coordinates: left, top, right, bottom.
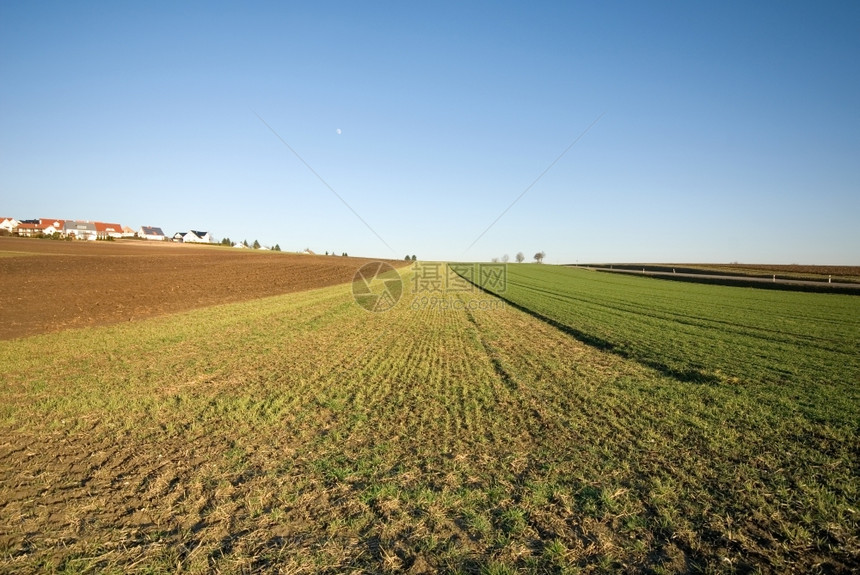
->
1, 1, 858, 264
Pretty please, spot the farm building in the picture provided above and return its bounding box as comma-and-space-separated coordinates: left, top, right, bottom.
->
138, 226, 166, 241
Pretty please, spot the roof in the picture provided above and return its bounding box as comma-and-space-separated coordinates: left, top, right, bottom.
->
190, 230, 209, 238
19, 221, 59, 231
64, 221, 97, 231
140, 226, 165, 236
94, 222, 123, 233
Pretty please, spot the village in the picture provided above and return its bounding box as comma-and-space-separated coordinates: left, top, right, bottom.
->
0, 216, 281, 250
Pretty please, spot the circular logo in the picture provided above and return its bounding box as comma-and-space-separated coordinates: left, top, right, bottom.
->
352, 262, 403, 312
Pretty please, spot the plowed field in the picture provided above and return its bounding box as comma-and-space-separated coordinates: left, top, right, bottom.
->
0, 238, 405, 340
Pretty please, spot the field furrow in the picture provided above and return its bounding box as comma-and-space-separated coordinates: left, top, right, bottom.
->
1, 265, 857, 573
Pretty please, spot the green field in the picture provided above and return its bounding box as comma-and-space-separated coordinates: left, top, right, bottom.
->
473, 264, 860, 407
1, 265, 858, 573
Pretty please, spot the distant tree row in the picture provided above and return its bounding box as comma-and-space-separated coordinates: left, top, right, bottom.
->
491, 251, 544, 263
404, 255, 417, 261
218, 237, 280, 251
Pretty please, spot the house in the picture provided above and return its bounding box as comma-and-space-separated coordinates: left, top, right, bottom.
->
40, 218, 65, 237
40, 218, 65, 230
174, 230, 211, 243
138, 226, 166, 241
64, 220, 98, 240
94, 222, 124, 239
14, 222, 41, 237
121, 226, 136, 238
0, 218, 20, 234
185, 230, 211, 243
15, 219, 63, 237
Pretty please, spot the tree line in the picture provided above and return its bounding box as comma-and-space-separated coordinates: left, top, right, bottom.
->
491, 251, 545, 264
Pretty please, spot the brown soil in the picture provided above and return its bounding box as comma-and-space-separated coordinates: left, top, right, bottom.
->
697, 263, 860, 278
0, 237, 406, 340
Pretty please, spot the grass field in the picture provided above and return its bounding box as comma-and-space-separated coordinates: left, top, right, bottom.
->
1, 261, 858, 573
472, 264, 860, 392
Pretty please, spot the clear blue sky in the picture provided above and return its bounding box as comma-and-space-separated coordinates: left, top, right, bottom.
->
2, 1, 858, 264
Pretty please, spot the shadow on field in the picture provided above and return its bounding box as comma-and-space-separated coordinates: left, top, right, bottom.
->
472, 284, 721, 385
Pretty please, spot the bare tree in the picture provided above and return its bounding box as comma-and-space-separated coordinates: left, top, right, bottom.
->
515, 252, 525, 263
534, 251, 545, 263
491, 257, 499, 263
501, 254, 510, 263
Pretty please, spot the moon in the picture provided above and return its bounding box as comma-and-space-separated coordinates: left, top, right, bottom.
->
336, 128, 342, 135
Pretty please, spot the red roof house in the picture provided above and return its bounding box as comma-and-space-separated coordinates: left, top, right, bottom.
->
94, 222, 124, 239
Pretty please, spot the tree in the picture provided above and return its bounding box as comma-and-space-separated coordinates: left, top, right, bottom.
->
491, 257, 499, 263
516, 252, 525, 263
411, 255, 417, 261
534, 251, 545, 263
501, 254, 510, 263
243, 239, 249, 248
221, 237, 231, 246
273, 244, 281, 252
253, 239, 261, 249
405, 255, 411, 261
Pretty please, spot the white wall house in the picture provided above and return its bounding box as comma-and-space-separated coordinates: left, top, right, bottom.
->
94, 222, 124, 239
0, 218, 20, 233
64, 221, 97, 240
17, 221, 62, 237
180, 230, 211, 243
139, 226, 166, 240
40, 218, 64, 230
